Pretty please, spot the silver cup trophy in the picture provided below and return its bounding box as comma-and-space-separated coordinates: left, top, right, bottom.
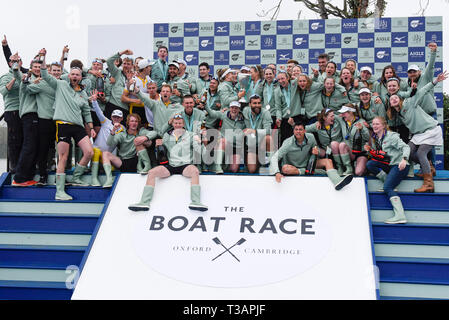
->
237, 73, 251, 103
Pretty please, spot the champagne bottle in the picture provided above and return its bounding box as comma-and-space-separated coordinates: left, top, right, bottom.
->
156, 145, 169, 165
96, 76, 105, 95
305, 153, 317, 176
352, 128, 363, 154
200, 91, 208, 104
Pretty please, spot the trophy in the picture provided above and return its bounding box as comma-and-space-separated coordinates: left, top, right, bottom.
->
237, 73, 251, 103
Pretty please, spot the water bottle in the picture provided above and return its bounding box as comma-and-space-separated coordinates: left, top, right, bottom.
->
305, 153, 317, 175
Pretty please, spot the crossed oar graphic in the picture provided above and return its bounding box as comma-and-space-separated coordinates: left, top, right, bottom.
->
212, 237, 246, 262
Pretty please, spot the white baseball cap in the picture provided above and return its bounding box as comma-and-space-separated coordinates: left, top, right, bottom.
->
408, 65, 420, 72
111, 110, 123, 118
359, 88, 372, 95
240, 66, 251, 72
229, 101, 241, 108
338, 105, 356, 114
138, 59, 151, 70
168, 61, 179, 69
360, 66, 373, 74
177, 58, 187, 66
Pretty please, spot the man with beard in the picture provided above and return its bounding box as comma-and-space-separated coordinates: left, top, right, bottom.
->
242, 94, 273, 174
39, 49, 96, 200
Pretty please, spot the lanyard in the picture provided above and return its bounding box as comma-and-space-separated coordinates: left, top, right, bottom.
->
250, 79, 260, 96
374, 131, 387, 151
266, 82, 274, 103
183, 114, 194, 132
249, 112, 261, 130
207, 92, 218, 109
282, 84, 291, 109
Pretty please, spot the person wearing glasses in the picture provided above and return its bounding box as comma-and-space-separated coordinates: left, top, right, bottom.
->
242, 94, 273, 174
129, 113, 208, 212
0, 52, 23, 174
38, 49, 96, 199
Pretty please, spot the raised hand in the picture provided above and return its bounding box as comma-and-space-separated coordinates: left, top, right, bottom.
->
1, 35, 7, 47
120, 49, 133, 56
435, 71, 448, 83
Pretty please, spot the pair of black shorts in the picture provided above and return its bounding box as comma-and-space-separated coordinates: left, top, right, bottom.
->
163, 164, 190, 175
56, 123, 87, 145
120, 155, 138, 173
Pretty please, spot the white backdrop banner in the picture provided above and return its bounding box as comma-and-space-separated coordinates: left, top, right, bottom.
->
72, 175, 377, 300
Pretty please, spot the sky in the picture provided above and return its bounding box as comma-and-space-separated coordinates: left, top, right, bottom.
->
0, 0, 448, 112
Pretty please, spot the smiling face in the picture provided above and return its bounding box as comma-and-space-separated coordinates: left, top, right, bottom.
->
168, 65, 178, 79
50, 65, 62, 79
360, 92, 371, 104
360, 70, 371, 81
324, 111, 335, 126
172, 117, 184, 130
324, 77, 335, 92
277, 72, 288, 88
387, 80, 400, 95
371, 117, 385, 135
250, 97, 262, 114
30, 61, 42, 77
182, 97, 195, 115
292, 66, 302, 79
264, 69, 275, 83
389, 95, 401, 108
199, 65, 209, 79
